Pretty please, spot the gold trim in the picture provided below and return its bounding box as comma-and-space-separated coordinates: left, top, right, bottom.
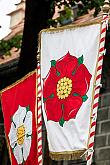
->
0, 95, 12, 164
0, 69, 37, 94
49, 149, 86, 161
40, 20, 101, 34
5, 133, 12, 165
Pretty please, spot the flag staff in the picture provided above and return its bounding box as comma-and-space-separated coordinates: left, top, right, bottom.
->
37, 48, 43, 165
87, 0, 109, 165
37, 34, 50, 165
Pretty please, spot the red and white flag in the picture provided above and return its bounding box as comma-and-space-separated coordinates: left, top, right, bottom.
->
40, 23, 102, 160
1, 70, 38, 165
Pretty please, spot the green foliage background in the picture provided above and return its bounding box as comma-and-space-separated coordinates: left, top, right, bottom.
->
53, 0, 104, 16
0, 0, 104, 55
0, 35, 22, 55
48, 0, 104, 26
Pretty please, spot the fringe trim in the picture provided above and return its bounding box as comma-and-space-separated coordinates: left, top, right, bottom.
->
5, 133, 12, 165
49, 150, 86, 161
40, 20, 101, 34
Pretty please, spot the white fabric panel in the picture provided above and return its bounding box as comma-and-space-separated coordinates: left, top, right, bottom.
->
41, 23, 101, 153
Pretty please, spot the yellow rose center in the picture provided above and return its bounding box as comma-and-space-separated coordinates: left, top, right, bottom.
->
57, 77, 72, 99
17, 125, 25, 145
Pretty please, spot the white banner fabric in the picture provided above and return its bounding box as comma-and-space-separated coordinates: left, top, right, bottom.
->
40, 23, 101, 160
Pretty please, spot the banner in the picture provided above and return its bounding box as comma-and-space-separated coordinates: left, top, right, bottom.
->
40, 23, 101, 160
1, 70, 38, 164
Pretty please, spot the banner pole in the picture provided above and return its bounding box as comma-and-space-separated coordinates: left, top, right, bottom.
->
86, 1, 109, 165
37, 51, 43, 165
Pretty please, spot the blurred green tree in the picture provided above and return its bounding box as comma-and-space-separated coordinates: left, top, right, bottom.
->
18, 0, 104, 78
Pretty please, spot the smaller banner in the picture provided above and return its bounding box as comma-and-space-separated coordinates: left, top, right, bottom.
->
1, 70, 38, 165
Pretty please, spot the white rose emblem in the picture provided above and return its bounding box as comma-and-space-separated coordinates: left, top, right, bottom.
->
8, 105, 32, 164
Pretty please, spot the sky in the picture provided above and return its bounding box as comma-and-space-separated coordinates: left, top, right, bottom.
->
0, 0, 20, 39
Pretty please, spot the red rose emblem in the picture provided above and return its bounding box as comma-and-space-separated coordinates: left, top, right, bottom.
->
43, 52, 92, 126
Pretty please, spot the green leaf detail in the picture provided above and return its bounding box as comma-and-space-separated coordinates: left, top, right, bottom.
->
56, 71, 60, 76
26, 134, 32, 138
73, 93, 79, 96
11, 117, 16, 128
49, 94, 54, 98
61, 104, 64, 110
78, 55, 84, 65
12, 143, 17, 152
59, 118, 65, 127
21, 147, 25, 164
26, 105, 30, 112
82, 95, 88, 102
43, 97, 47, 102
51, 60, 56, 67
72, 70, 76, 75
23, 160, 25, 165
23, 105, 30, 123
11, 116, 13, 122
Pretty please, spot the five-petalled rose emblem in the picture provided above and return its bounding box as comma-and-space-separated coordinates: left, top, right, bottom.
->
43, 52, 92, 127
8, 105, 32, 164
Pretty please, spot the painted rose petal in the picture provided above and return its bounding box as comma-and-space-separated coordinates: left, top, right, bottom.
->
45, 97, 62, 122
43, 52, 91, 125
72, 64, 91, 96
56, 52, 78, 76
63, 96, 82, 121
43, 67, 60, 98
